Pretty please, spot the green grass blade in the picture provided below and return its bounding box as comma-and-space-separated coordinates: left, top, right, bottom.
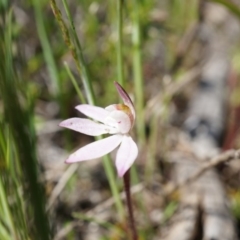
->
32, 0, 61, 96
0, 223, 11, 240
117, 0, 124, 87
0, 9, 51, 240
0, 180, 16, 238
132, 0, 145, 146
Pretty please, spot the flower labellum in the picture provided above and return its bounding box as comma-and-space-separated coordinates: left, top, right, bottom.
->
59, 82, 138, 177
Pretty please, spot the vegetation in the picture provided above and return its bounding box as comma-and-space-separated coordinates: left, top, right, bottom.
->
0, 0, 240, 239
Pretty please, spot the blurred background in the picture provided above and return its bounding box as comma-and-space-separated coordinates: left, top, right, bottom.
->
1, 0, 240, 239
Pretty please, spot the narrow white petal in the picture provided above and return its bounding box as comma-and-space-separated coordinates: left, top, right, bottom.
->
75, 104, 109, 123
115, 135, 138, 177
59, 118, 118, 136
66, 135, 123, 163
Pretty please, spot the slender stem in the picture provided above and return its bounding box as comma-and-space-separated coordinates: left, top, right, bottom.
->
62, 0, 95, 105
63, 62, 86, 104
117, 0, 124, 87
123, 170, 138, 240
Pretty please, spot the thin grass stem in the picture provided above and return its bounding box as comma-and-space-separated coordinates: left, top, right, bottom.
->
117, 0, 124, 87
64, 62, 86, 104
62, 0, 95, 105
132, 1, 145, 146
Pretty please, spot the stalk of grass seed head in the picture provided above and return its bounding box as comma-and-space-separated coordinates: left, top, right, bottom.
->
51, 0, 124, 219
50, 0, 88, 101
123, 170, 138, 240
132, 0, 145, 146
62, 0, 95, 105
117, 0, 124, 87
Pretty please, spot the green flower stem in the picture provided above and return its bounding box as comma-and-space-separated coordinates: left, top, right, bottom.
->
132, 1, 145, 146
51, 0, 124, 218
117, 0, 124, 87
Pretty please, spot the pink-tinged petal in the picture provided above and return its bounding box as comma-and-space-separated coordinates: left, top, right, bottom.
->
75, 104, 109, 123
105, 110, 131, 134
59, 118, 118, 136
115, 135, 138, 177
66, 134, 123, 163
114, 82, 135, 119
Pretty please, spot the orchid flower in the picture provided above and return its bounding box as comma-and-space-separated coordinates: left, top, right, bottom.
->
59, 82, 138, 177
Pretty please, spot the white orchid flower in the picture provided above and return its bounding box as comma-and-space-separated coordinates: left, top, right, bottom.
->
59, 82, 138, 177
